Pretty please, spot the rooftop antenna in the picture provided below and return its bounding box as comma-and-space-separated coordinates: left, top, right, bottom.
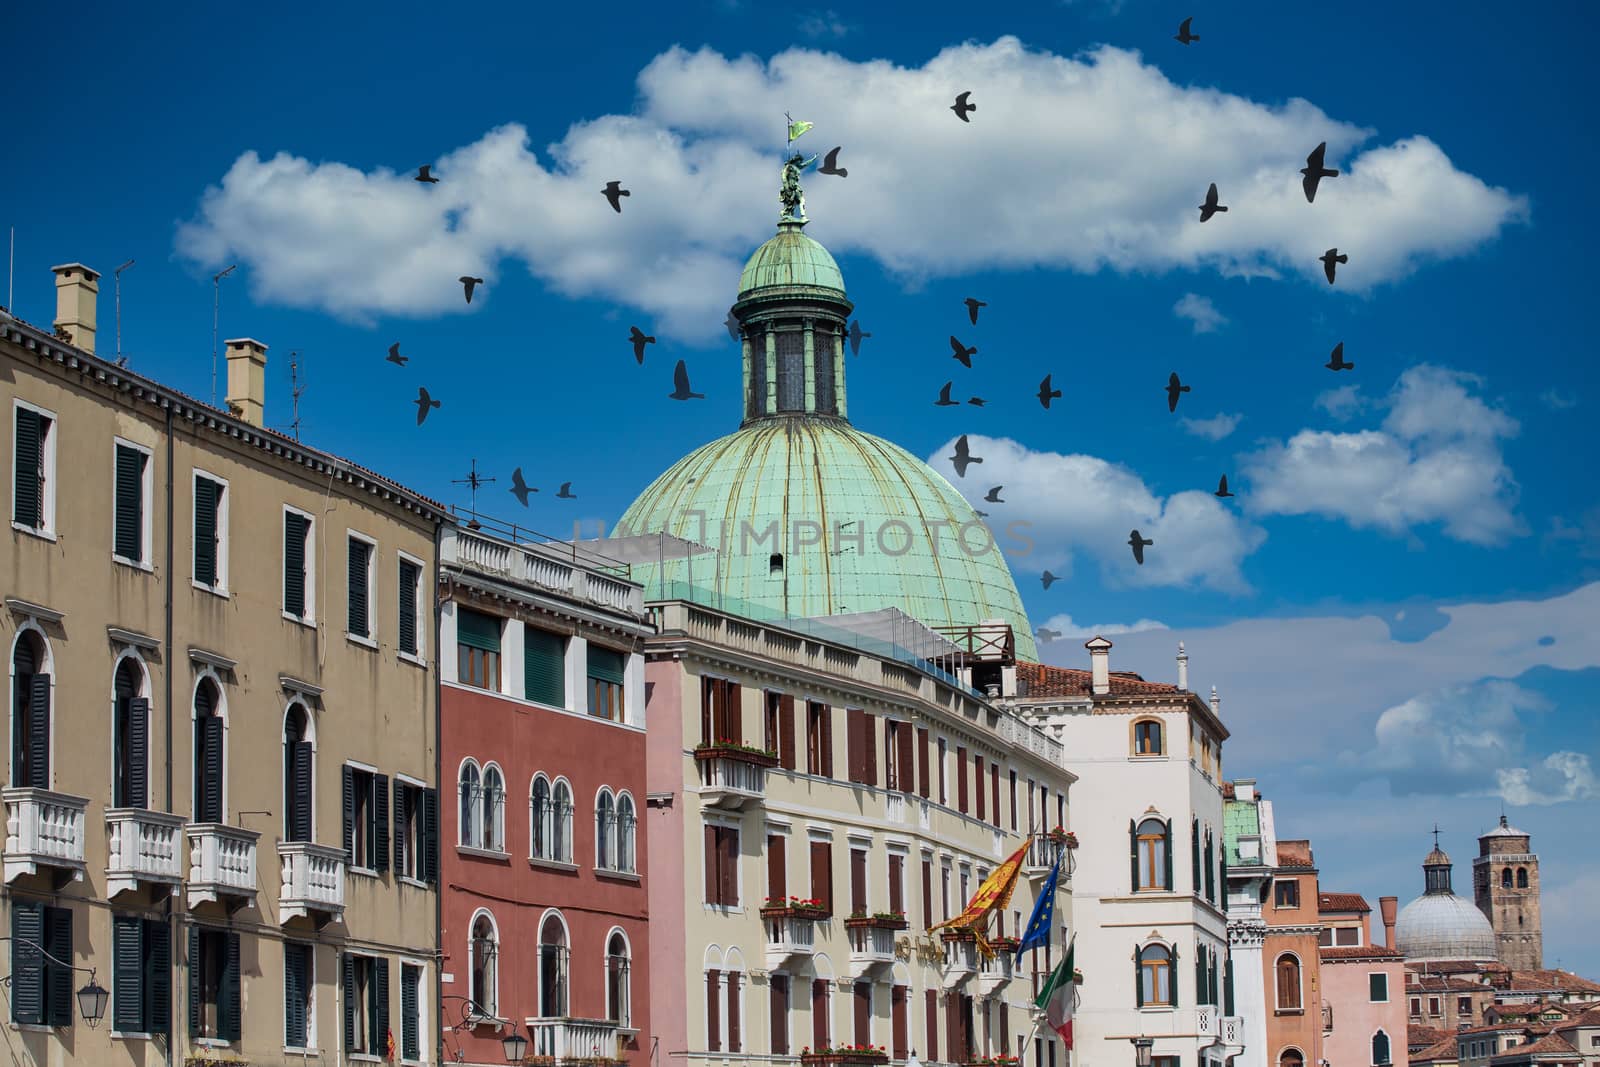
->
113, 259, 134, 367
6, 226, 13, 314
451, 460, 494, 530
211, 264, 238, 406
287, 351, 306, 442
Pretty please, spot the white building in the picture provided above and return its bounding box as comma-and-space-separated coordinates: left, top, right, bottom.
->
1223, 778, 1279, 1067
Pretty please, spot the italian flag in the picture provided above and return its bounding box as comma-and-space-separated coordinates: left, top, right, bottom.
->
1035, 940, 1076, 1050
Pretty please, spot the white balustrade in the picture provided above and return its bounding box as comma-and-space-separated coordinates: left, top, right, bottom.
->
696, 752, 768, 810
186, 823, 259, 907
526, 1017, 621, 1062
765, 912, 818, 968
1222, 1016, 1244, 1048
941, 936, 978, 989
979, 949, 1014, 996
279, 841, 347, 924
3, 788, 89, 883
848, 922, 899, 978
919, 799, 932, 830
447, 529, 645, 618
885, 793, 906, 824
105, 808, 185, 895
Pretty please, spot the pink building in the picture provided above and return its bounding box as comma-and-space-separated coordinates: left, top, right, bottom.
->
1320, 892, 1410, 1067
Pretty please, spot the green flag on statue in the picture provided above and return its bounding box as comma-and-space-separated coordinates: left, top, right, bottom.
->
787, 118, 814, 143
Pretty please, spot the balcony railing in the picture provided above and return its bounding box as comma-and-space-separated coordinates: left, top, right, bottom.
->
526, 1017, 621, 1062
105, 808, 185, 896
3, 787, 89, 883
1197, 1006, 1219, 1038
763, 909, 819, 969
279, 841, 347, 924
847, 920, 900, 978
941, 931, 978, 989
694, 745, 774, 810
1221, 1016, 1245, 1049
979, 947, 1015, 996
186, 823, 259, 908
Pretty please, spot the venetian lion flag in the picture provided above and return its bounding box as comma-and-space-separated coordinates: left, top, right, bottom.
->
928, 841, 1030, 955
1035, 938, 1077, 1050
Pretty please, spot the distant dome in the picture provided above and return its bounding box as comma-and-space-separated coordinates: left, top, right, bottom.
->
1395, 893, 1498, 963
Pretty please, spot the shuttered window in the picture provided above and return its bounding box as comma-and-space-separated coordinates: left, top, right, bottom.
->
956, 746, 969, 813
193, 475, 224, 588
398, 559, 421, 657
401, 962, 422, 1060
457, 609, 501, 690
525, 628, 567, 707
588, 645, 626, 722
394, 779, 427, 880
12, 406, 52, 531
853, 981, 872, 1046
343, 766, 390, 873
11, 902, 73, 1026
194, 683, 224, 823
112, 915, 169, 1036
343, 953, 389, 1056
810, 839, 833, 914
705, 824, 740, 906
283, 510, 312, 619
347, 536, 373, 639
188, 925, 240, 1041
114, 443, 148, 563
891, 984, 909, 1060
770, 974, 791, 1055
285, 941, 313, 1048
812, 978, 830, 1049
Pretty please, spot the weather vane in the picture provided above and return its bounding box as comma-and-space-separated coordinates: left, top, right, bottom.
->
451, 459, 495, 530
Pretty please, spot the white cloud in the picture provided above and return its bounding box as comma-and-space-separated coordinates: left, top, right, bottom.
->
1498, 752, 1598, 806
1180, 412, 1241, 441
1173, 292, 1227, 333
797, 9, 850, 37
926, 435, 1266, 592
175, 38, 1528, 341
1540, 388, 1578, 411
1357, 680, 1543, 796
1314, 383, 1368, 421
1037, 613, 1167, 641
1242, 364, 1522, 545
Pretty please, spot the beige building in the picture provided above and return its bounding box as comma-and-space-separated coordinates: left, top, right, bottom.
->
2, 266, 445, 1065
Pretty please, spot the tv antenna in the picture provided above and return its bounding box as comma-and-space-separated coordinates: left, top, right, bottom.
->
451, 460, 495, 530
113, 259, 134, 366
211, 264, 237, 406
287, 351, 306, 442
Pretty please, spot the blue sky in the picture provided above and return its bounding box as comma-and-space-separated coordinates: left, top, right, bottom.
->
6, 3, 1597, 964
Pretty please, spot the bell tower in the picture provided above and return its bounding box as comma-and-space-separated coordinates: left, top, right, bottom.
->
1472, 815, 1542, 971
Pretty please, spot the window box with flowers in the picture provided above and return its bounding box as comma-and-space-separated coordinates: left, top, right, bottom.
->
183, 1054, 250, 1067
844, 911, 909, 931
940, 928, 978, 944
1046, 826, 1078, 849
988, 935, 1022, 954
693, 740, 780, 768
964, 1057, 1021, 1067
801, 1045, 891, 1066
761, 895, 831, 920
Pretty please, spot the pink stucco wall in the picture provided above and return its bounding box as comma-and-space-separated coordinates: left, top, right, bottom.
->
644, 659, 690, 1067
1321, 955, 1410, 1067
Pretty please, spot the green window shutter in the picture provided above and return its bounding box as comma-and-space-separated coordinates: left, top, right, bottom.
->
342, 765, 357, 862
1192, 819, 1201, 893
194, 477, 218, 586
588, 645, 625, 684
1170, 943, 1180, 1008
1195, 946, 1205, 1007
393, 780, 409, 876
374, 956, 390, 1057
1133, 948, 1143, 1009
284, 512, 309, 617
401, 964, 420, 1060
1129, 819, 1139, 892
44, 905, 73, 1027
114, 445, 145, 561
398, 560, 419, 655
348, 538, 371, 637
525, 629, 567, 706
422, 788, 440, 884
1224, 955, 1236, 1016
187, 926, 201, 1037
13, 408, 42, 528
113, 916, 145, 1032
456, 608, 501, 652
342, 953, 357, 1052
144, 918, 170, 1037
1164, 818, 1175, 891
217, 930, 241, 1041
285, 942, 308, 1047
11, 902, 45, 1024
373, 775, 390, 874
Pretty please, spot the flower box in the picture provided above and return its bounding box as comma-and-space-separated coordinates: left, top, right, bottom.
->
1045, 827, 1078, 849
694, 741, 780, 768
965, 1058, 1021, 1067
940, 928, 978, 943
762, 904, 830, 920
988, 935, 1021, 952
183, 1054, 250, 1067
844, 913, 908, 931
801, 1047, 890, 1066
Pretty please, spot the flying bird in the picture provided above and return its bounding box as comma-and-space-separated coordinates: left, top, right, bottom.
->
724, 311, 741, 341
669, 360, 705, 400
1038, 374, 1062, 409
459, 276, 483, 304
602, 181, 630, 213
1301, 142, 1340, 204
975, 510, 989, 518
386, 343, 407, 367
1128, 530, 1153, 566
1320, 248, 1348, 285
1199, 182, 1227, 222
509, 468, 536, 507
1325, 342, 1354, 371
414, 387, 440, 425
818, 147, 848, 178
556, 482, 577, 499
949, 434, 982, 478
1214, 475, 1234, 498
935, 381, 960, 407
967, 396, 987, 407
964, 297, 987, 325
414, 165, 439, 184
1174, 16, 1200, 44
950, 335, 977, 368
1041, 571, 1059, 590
1166, 372, 1191, 413
984, 486, 1004, 503
629, 326, 656, 364
951, 91, 977, 122
1036, 627, 1062, 643
848, 319, 871, 357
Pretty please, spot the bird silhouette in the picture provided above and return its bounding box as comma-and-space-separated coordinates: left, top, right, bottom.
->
848, 320, 872, 356
964, 297, 987, 325
974, 510, 989, 518
1041, 571, 1059, 590
1174, 16, 1200, 44
1199, 182, 1227, 222
950, 335, 977, 368
1038, 374, 1062, 409
935, 381, 960, 407
1166, 372, 1191, 413
1129, 530, 1153, 566
1301, 142, 1340, 204
724, 311, 741, 341
1321, 248, 1348, 285
669, 360, 705, 400
984, 486, 1004, 503
1325, 342, 1354, 371
949, 434, 982, 478
630, 326, 656, 365
556, 482, 577, 499
1214, 475, 1234, 498
951, 91, 977, 122
459, 276, 483, 304
968, 397, 987, 407
414, 165, 439, 184
414, 387, 440, 425
602, 181, 630, 213
509, 468, 537, 507
386, 343, 408, 367
1036, 627, 1062, 643
819, 147, 848, 178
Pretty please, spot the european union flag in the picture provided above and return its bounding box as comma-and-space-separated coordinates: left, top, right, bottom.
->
1015, 852, 1062, 963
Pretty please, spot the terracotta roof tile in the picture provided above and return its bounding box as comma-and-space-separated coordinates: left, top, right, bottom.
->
1319, 891, 1372, 912
1321, 944, 1401, 960
1411, 976, 1491, 992
1509, 970, 1600, 994
1414, 1037, 1463, 1064
1277, 839, 1315, 867
1490, 1035, 1581, 1062
1015, 661, 1182, 698
1411, 1025, 1456, 1048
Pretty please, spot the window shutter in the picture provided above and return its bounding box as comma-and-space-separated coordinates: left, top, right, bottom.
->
115, 445, 144, 561
917, 728, 930, 799
1195, 947, 1206, 1006
862, 713, 877, 786
343, 953, 357, 1052
706, 970, 721, 1051
375, 956, 390, 1056
1170, 944, 1180, 1008
342, 765, 356, 861
127, 697, 149, 809
854, 982, 871, 1046
1134, 948, 1144, 1008
1130, 819, 1139, 892
114, 916, 145, 1031
722, 827, 740, 906
821, 705, 833, 777
889, 853, 905, 916
284, 513, 307, 617
194, 477, 218, 586
991, 763, 1000, 826
768, 834, 787, 901
201, 714, 224, 823
956, 746, 968, 813
589, 645, 626, 685
145, 918, 170, 1036
770, 974, 789, 1055
422, 788, 440, 883
27, 674, 50, 789
705, 825, 720, 905
220, 931, 241, 1042
851, 849, 867, 913
975, 755, 985, 820
922, 860, 933, 927
811, 840, 833, 914
398, 560, 419, 656
1192, 819, 1201, 892
1164, 819, 1175, 890
1224, 956, 1236, 1016
40, 905, 70, 1026
926, 989, 939, 1061
892, 984, 908, 1060
393, 780, 408, 875
288, 741, 313, 842
187, 926, 201, 1037
347, 538, 371, 637
13, 408, 41, 528
779, 695, 796, 770
727, 972, 742, 1052
846, 707, 865, 783
898, 724, 915, 796
812, 979, 829, 1048
401, 965, 420, 1060
374, 774, 390, 874
457, 608, 501, 652
525, 629, 567, 707
10, 902, 44, 1024
286, 943, 307, 1047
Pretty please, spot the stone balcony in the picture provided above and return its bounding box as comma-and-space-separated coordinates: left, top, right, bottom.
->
694, 744, 777, 811
846, 915, 906, 978
762, 906, 821, 969
3, 787, 88, 884
941, 930, 978, 989
105, 808, 185, 896
186, 823, 259, 909
978, 941, 1017, 996
1222, 1015, 1245, 1053
1023, 833, 1075, 885
526, 1016, 622, 1062
278, 841, 347, 925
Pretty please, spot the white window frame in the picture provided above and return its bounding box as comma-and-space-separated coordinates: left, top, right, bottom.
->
615, 790, 637, 875
284, 939, 318, 1052
398, 958, 430, 1065
467, 908, 500, 1021
604, 927, 633, 1031
595, 786, 617, 871
537, 908, 572, 1020
480, 762, 507, 855
394, 772, 428, 886
458, 758, 483, 850
396, 550, 427, 667
110, 436, 155, 570
282, 504, 317, 625
12, 398, 58, 539
345, 529, 378, 647
192, 468, 231, 596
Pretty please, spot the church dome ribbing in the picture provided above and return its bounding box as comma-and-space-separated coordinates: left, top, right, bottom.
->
1395, 835, 1498, 963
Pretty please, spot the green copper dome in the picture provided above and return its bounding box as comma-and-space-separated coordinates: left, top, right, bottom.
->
739, 222, 847, 297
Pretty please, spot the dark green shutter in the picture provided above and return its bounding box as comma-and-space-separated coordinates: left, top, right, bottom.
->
1195, 946, 1205, 1008
374, 956, 389, 1055
1164, 819, 1174, 890
393, 780, 408, 875
524, 628, 566, 706
588, 645, 625, 684
114, 445, 145, 561
1206, 832, 1216, 902
1170, 944, 1179, 1008
290, 741, 314, 842
373, 775, 390, 874
1224, 956, 1236, 1016
1133, 947, 1143, 1010
342, 765, 356, 862
28, 674, 51, 788
144, 918, 170, 1036
284, 512, 308, 617
194, 477, 218, 586
127, 697, 149, 809
200, 714, 224, 823
401, 964, 420, 1059
456, 609, 501, 652
219, 931, 241, 1042
422, 788, 440, 883
1192, 819, 1201, 893
13, 408, 41, 528
1129, 819, 1139, 892
286, 942, 308, 1047
347, 538, 371, 637
11, 902, 44, 1024
114, 916, 145, 1031
45, 905, 72, 1027
398, 560, 419, 655
342, 954, 357, 1052
187, 926, 201, 1037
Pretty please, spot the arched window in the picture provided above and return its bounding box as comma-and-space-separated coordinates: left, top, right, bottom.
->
193, 677, 225, 822
1372, 1031, 1392, 1066
1135, 817, 1171, 891
283, 702, 314, 842
1133, 719, 1164, 756
539, 912, 570, 1018
1276, 954, 1303, 1011
1139, 943, 1173, 1007
482, 764, 505, 852
552, 779, 573, 863
607, 930, 632, 1027
1501, 867, 1513, 889
1280, 1050, 1305, 1067
617, 793, 637, 874
1516, 868, 1529, 889
531, 775, 552, 859
111, 654, 149, 808
469, 911, 499, 1019
11, 629, 51, 789
596, 789, 616, 870
459, 761, 482, 849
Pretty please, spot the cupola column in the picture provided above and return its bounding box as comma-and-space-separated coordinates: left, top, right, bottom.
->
741, 329, 754, 419
763, 328, 778, 417
835, 323, 848, 419
803, 318, 817, 413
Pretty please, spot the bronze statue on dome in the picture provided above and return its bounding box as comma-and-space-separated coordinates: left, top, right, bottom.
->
779, 112, 818, 224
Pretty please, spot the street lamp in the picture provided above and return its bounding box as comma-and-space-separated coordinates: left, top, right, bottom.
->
76, 974, 110, 1028
502, 1029, 529, 1064
1132, 1037, 1155, 1067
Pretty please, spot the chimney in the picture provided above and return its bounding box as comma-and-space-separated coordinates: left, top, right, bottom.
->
1177, 641, 1189, 691
1236, 778, 1257, 802
224, 338, 268, 426
1210, 685, 1220, 715
51, 263, 100, 353
1380, 896, 1398, 949
1085, 635, 1112, 696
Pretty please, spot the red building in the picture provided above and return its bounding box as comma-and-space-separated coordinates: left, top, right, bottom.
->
437, 522, 654, 1066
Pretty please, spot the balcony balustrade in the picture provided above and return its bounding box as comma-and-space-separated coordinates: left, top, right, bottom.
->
105, 807, 185, 896
979, 943, 1016, 996
941, 930, 978, 989
279, 841, 347, 925
762, 908, 820, 969
526, 1017, 622, 1062
694, 744, 776, 810
3, 787, 88, 883
186, 823, 259, 909
846, 916, 904, 978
